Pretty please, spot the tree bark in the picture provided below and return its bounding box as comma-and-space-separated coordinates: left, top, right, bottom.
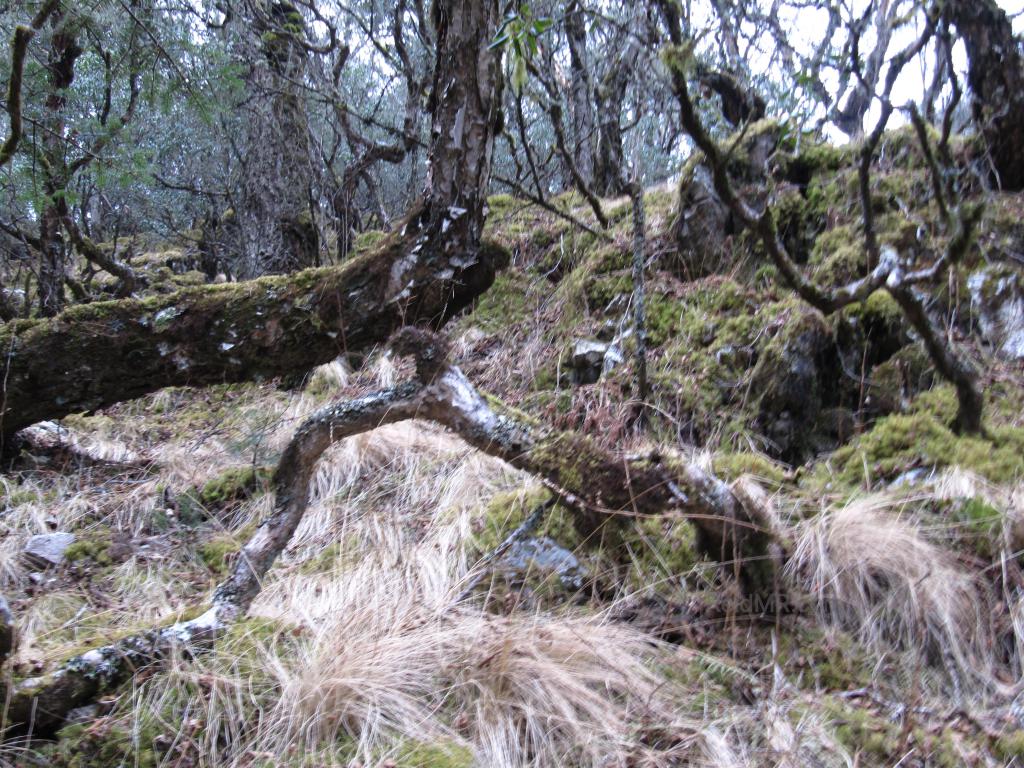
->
943, 0, 1024, 191
419, 0, 503, 268
37, 10, 84, 317
231, 1, 318, 278
0, 231, 508, 451
565, 0, 596, 187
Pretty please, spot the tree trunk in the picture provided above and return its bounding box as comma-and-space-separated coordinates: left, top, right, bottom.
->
565, 0, 596, 187
232, 1, 318, 278
419, 0, 503, 268
944, 0, 1024, 190
0, 231, 509, 451
593, 31, 637, 196
36, 11, 83, 316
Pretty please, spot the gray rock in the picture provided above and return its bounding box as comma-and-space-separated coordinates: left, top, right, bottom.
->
969, 266, 1024, 360
502, 536, 587, 592
0, 594, 13, 663
23, 532, 75, 568
571, 339, 624, 385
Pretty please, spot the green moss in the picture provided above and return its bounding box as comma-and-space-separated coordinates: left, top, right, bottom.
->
817, 386, 1024, 488
351, 229, 387, 252
824, 698, 901, 761
65, 532, 113, 566
467, 270, 537, 334
625, 514, 700, 587
394, 739, 474, 768
473, 487, 575, 554
198, 465, 272, 507
198, 532, 243, 575
49, 716, 161, 768
949, 496, 1003, 558
781, 627, 874, 691
712, 452, 789, 486
995, 729, 1024, 761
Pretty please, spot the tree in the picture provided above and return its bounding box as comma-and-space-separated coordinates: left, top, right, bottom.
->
225, 0, 319, 278
942, 0, 1024, 191
657, 1, 985, 435
0, 0, 507, 448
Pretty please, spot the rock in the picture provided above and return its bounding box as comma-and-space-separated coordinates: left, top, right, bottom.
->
501, 536, 587, 592
571, 339, 624, 385
63, 704, 101, 726
969, 266, 1024, 360
751, 309, 834, 461
23, 532, 75, 568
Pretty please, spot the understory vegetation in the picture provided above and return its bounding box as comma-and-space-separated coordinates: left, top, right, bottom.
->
3, 0, 1024, 764
3, 127, 1024, 765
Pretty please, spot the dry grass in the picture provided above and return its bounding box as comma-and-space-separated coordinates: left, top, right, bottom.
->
8, 370, 1022, 765
121, 508, 706, 767
787, 495, 994, 695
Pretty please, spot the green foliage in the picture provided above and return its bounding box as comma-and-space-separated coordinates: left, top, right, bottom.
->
490, 4, 554, 93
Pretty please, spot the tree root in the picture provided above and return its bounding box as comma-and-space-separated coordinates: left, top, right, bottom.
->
0, 330, 779, 735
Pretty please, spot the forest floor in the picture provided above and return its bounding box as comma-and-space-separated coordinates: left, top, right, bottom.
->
5, 132, 1024, 766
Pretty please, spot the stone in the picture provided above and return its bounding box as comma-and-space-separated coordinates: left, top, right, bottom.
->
969, 266, 1024, 360
501, 536, 587, 592
571, 339, 624, 385
23, 532, 75, 568
0, 594, 13, 663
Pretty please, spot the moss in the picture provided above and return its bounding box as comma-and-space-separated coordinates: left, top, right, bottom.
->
780, 627, 874, 691
65, 532, 113, 567
817, 386, 1024, 489
711, 452, 790, 486
394, 739, 474, 768
49, 707, 166, 768
995, 730, 1024, 761
625, 514, 700, 587
949, 496, 1003, 559
467, 270, 537, 334
352, 229, 387, 252
197, 464, 272, 507
823, 698, 901, 761
198, 532, 243, 575
472, 487, 575, 554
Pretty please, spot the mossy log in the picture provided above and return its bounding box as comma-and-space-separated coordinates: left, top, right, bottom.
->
0, 331, 778, 734
0, 222, 509, 450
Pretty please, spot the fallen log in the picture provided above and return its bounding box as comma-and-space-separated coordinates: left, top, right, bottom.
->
0, 225, 509, 451
0, 330, 778, 734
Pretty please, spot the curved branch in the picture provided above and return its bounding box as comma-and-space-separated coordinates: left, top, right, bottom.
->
0, 0, 61, 168
0, 335, 778, 733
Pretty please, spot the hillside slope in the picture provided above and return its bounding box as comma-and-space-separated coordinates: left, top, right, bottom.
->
3, 128, 1024, 766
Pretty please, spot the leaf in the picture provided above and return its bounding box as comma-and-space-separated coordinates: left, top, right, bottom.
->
512, 56, 527, 94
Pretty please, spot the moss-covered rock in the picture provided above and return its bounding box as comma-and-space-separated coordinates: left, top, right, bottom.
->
815, 386, 1024, 489
197, 465, 273, 508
